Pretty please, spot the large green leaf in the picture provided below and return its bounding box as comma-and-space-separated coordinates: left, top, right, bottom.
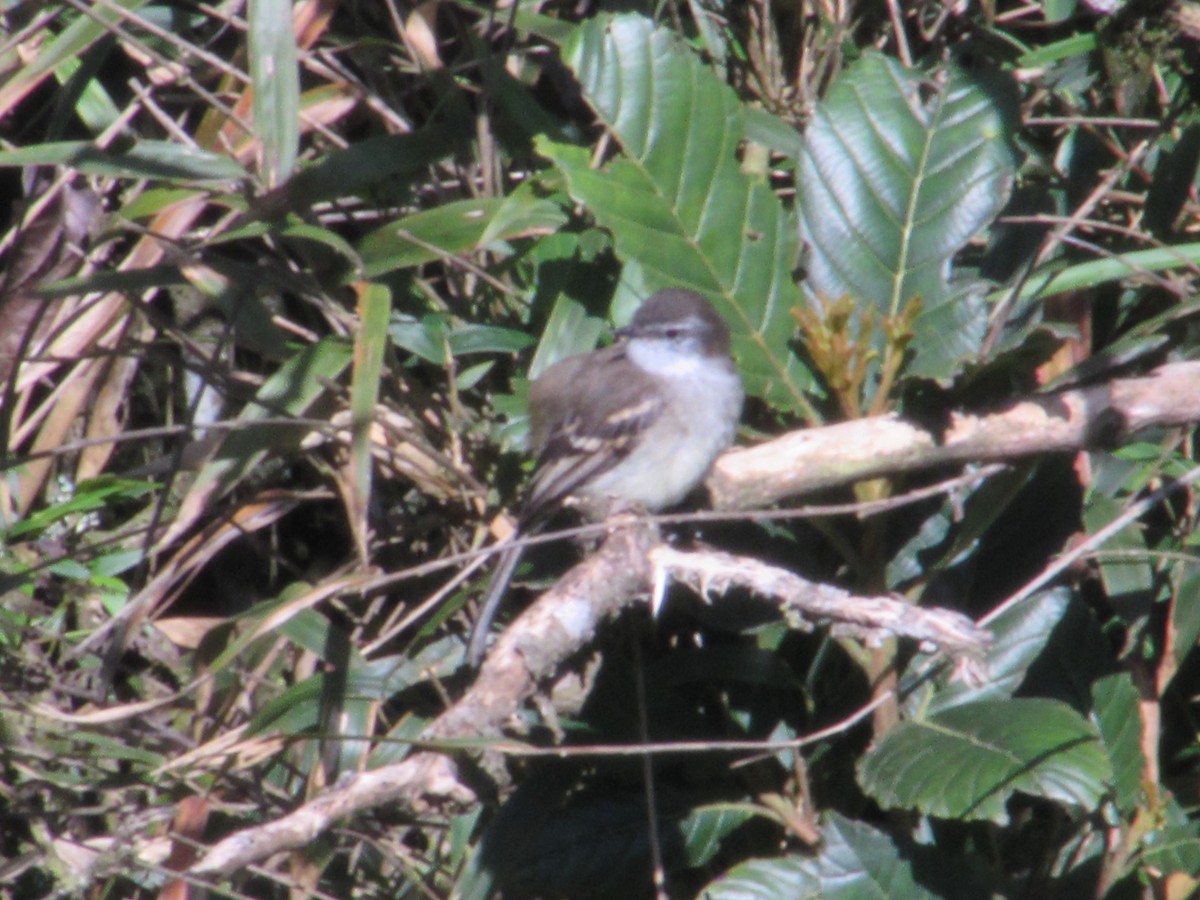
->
538, 13, 814, 412
858, 697, 1112, 823
704, 812, 938, 899
797, 52, 1018, 382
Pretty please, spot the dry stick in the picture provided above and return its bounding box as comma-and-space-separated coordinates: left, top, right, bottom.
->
191, 359, 1200, 876
634, 639, 668, 900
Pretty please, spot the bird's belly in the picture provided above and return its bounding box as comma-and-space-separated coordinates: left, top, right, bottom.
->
579, 372, 740, 511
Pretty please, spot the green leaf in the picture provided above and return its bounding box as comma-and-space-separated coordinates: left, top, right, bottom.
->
1021, 595, 1116, 711
48, 559, 91, 580
1042, 0, 1078, 23
910, 588, 1070, 716
357, 190, 567, 278
858, 698, 1112, 823
1002, 242, 1200, 306
388, 314, 534, 366
797, 52, 1018, 381
120, 187, 209, 220
1016, 32, 1096, 68
0, 140, 245, 183
249, 671, 324, 735
887, 465, 1034, 590
744, 106, 803, 161
528, 294, 606, 379
704, 812, 937, 899
446, 324, 534, 356
390, 314, 449, 365
678, 803, 758, 867
1170, 562, 1200, 684
52, 40, 122, 135
541, 13, 814, 412
248, 610, 425, 776
3, 476, 156, 539
1091, 673, 1145, 815
53, 727, 165, 768
270, 221, 359, 263
246, 128, 464, 217
1140, 823, 1200, 877
248, 0, 299, 186
1083, 491, 1154, 600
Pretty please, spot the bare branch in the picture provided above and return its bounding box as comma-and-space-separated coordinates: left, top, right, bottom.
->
650, 545, 991, 664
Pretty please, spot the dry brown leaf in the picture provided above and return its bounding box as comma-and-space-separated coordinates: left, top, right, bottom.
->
405, 1, 444, 70
154, 616, 228, 650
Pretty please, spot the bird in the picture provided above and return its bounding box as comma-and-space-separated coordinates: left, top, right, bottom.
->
466, 288, 743, 667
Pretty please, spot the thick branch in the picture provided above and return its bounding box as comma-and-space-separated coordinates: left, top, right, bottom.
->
708, 360, 1200, 510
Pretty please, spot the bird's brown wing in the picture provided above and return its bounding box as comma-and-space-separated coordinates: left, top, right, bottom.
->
520, 345, 663, 525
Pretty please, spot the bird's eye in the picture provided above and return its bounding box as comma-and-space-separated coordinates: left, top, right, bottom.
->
664, 327, 684, 340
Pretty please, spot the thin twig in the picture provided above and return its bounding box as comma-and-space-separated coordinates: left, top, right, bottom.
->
981, 463, 1200, 627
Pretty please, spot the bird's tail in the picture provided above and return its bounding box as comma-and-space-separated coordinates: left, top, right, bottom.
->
466, 537, 525, 667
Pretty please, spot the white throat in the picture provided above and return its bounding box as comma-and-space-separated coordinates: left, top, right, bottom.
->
581, 334, 742, 511
625, 337, 706, 378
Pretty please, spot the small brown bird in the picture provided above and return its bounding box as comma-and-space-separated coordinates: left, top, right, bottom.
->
467, 288, 742, 666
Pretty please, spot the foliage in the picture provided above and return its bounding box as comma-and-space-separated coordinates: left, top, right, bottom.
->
2, 1, 1199, 897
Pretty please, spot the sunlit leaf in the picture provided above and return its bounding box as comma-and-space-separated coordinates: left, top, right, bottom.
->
248, 0, 300, 186
540, 13, 815, 412
905, 588, 1070, 717
797, 52, 1018, 382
